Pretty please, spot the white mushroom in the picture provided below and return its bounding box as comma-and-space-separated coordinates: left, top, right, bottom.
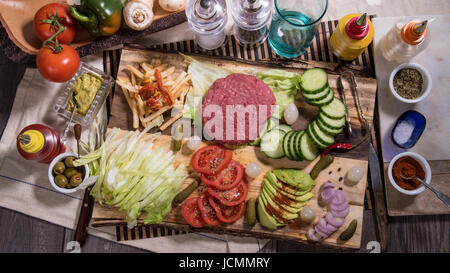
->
123, 0, 154, 31
158, 0, 185, 12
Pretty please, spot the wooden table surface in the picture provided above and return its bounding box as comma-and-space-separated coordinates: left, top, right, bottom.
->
0, 51, 449, 253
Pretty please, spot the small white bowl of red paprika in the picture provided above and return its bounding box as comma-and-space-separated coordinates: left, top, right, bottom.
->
388, 151, 431, 195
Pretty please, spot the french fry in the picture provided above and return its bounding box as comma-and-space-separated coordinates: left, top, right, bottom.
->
131, 72, 136, 86
155, 63, 168, 73
126, 64, 144, 79
160, 111, 183, 131
161, 66, 175, 78
140, 62, 153, 73
172, 74, 192, 98
116, 79, 138, 93
143, 105, 171, 123
120, 86, 139, 129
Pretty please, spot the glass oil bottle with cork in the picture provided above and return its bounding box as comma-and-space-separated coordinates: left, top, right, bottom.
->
231, 0, 273, 47
379, 20, 430, 63
329, 13, 374, 61
185, 0, 228, 50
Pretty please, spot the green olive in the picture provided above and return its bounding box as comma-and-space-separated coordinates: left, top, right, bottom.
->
54, 174, 68, 188
64, 168, 78, 179
53, 162, 66, 175
70, 173, 83, 187
65, 156, 76, 168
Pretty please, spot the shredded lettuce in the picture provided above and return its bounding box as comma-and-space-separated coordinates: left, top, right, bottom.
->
256, 69, 303, 119
73, 123, 187, 227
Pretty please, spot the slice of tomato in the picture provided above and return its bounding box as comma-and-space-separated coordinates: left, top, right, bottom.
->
197, 193, 221, 226
181, 197, 205, 228
207, 180, 248, 207
208, 195, 246, 224
201, 160, 244, 190
191, 145, 233, 175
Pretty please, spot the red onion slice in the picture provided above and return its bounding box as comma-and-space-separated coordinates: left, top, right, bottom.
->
325, 212, 345, 228
331, 206, 350, 218
321, 181, 336, 191
315, 224, 330, 238
321, 188, 336, 204
306, 228, 320, 242
318, 218, 338, 234
331, 190, 347, 205
330, 201, 349, 212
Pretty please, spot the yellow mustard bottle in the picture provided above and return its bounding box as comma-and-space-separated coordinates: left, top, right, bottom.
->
329, 13, 374, 61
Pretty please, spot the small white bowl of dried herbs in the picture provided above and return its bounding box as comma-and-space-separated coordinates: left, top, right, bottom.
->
389, 63, 432, 104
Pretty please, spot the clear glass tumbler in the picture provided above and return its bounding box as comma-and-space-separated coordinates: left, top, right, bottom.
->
268, 0, 328, 58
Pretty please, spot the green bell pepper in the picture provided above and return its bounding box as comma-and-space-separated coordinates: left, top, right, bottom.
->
70, 0, 127, 37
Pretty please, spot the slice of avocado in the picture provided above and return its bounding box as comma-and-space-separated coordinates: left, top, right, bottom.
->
257, 195, 285, 229
272, 169, 316, 190
261, 184, 304, 214
263, 179, 306, 208
264, 178, 314, 203
259, 191, 288, 224
266, 172, 313, 196
260, 188, 299, 221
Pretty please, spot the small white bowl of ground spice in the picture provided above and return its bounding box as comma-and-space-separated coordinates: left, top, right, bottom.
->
389, 63, 432, 104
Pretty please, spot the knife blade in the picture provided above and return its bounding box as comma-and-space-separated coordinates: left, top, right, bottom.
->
368, 141, 388, 253
337, 76, 352, 139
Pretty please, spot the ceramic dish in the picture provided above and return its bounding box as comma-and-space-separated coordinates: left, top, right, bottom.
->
389, 63, 432, 104
388, 151, 431, 195
48, 152, 90, 194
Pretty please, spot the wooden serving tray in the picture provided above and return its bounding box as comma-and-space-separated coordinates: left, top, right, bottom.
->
0, 0, 186, 58
92, 48, 378, 249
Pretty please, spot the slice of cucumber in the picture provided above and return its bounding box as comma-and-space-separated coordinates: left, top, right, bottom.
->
318, 112, 346, 129
261, 129, 286, 159
289, 131, 304, 161
293, 130, 305, 161
283, 130, 296, 160
299, 131, 319, 161
309, 87, 334, 106
316, 117, 343, 136
320, 97, 346, 119
300, 68, 329, 94
286, 131, 299, 161
306, 123, 328, 149
311, 120, 335, 145
302, 86, 330, 101
272, 124, 293, 133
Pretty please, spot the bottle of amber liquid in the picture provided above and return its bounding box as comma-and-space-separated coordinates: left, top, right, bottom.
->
329, 13, 374, 61
379, 20, 430, 63
16, 124, 66, 164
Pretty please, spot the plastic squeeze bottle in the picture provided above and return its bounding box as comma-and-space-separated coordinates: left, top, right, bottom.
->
16, 124, 66, 164
379, 20, 430, 63
329, 13, 374, 61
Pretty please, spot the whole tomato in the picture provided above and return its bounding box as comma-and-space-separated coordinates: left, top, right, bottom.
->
36, 45, 80, 82
33, 3, 77, 44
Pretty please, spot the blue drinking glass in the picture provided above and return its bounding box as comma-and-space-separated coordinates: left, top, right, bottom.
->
268, 0, 328, 58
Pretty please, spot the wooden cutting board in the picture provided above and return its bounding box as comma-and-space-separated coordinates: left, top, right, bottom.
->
0, 0, 185, 55
93, 47, 378, 249
373, 15, 450, 216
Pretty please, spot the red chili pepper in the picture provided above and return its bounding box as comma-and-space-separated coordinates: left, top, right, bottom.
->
321, 143, 353, 157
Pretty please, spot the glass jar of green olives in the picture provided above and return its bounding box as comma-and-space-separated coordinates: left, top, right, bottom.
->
48, 152, 89, 193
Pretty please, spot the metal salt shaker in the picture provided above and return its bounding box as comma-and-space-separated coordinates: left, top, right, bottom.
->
231, 0, 273, 47
186, 0, 228, 50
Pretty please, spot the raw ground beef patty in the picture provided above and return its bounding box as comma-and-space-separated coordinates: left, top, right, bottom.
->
201, 74, 276, 145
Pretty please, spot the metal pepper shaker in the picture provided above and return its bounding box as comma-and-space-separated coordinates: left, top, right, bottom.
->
231, 0, 273, 47
186, 0, 228, 50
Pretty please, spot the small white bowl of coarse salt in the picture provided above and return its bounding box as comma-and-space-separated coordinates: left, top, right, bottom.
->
391, 110, 426, 149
